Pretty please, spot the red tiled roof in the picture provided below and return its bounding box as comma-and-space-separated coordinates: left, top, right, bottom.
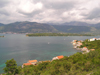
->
57, 55, 64, 59
23, 63, 32, 66
28, 60, 37, 63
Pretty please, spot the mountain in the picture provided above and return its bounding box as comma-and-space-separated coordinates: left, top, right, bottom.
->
0, 23, 4, 26
0, 21, 57, 33
62, 21, 92, 26
0, 21, 100, 34
49, 21, 100, 34
52, 25, 91, 33
48, 21, 95, 26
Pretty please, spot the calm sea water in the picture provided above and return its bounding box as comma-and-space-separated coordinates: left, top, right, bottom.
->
0, 34, 99, 73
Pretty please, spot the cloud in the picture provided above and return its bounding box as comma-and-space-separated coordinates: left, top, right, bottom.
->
0, 0, 10, 7
0, 0, 100, 24
85, 8, 100, 19
43, 1, 76, 10
18, 1, 43, 14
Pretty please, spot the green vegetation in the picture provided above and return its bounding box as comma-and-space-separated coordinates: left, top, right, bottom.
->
0, 35, 4, 37
3, 59, 20, 75
80, 39, 100, 50
3, 39, 100, 75
26, 33, 93, 36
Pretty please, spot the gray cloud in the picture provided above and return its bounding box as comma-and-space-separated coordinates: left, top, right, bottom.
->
0, 0, 10, 7
85, 8, 100, 19
0, 0, 100, 24
44, 1, 76, 10
18, 9, 43, 17
0, 9, 10, 16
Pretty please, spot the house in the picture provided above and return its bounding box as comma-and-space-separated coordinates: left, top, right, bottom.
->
81, 47, 88, 51
97, 38, 100, 40
90, 49, 95, 51
77, 43, 82, 47
57, 55, 64, 59
73, 42, 77, 45
52, 57, 58, 60
89, 38, 96, 41
52, 55, 64, 60
71, 40, 77, 43
28, 60, 38, 65
22, 63, 32, 68
73, 40, 77, 42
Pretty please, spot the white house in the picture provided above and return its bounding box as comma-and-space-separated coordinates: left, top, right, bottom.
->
89, 38, 96, 41
52, 55, 64, 61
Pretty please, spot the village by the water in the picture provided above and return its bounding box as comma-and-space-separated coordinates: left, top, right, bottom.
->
22, 38, 98, 68
71, 38, 99, 53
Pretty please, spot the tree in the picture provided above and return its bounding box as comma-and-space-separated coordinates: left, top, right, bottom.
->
3, 58, 18, 75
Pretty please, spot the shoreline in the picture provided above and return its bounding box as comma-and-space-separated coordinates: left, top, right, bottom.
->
71, 38, 97, 54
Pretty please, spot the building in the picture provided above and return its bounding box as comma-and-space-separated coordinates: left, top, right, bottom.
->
81, 47, 88, 51
52, 55, 64, 61
52, 57, 58, 60
28, 60, 38, 65
90, 49, 95, 51
73, 42, 77, 45
57, 55, 64, 59
77, 43, 82, 47
89, 38, 96, 41
22, 63, 32, 68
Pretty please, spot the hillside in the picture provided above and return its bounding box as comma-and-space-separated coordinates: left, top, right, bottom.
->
0, 23, 4, 26
3, 39, 100, 75
52, 25, 91, 33
47, 21, 95, 26
0, 21, 100, 34
0, 21, 57, 33
48, 21, 100, 34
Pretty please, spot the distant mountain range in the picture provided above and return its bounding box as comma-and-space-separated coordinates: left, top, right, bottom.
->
0, 21, 57, 33
47, 21, 95, 26
0, 21, 100, 34
0, 23, 4, 26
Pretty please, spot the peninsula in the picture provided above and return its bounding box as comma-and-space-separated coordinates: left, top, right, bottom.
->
0, 35, 4, 37
26, 33, 93, 36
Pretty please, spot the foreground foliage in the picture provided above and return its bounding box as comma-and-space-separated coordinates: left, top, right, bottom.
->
3, 59, 20, 75
3, 40, 100, 75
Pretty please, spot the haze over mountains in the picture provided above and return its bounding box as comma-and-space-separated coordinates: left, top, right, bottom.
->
0, 21, 100, 34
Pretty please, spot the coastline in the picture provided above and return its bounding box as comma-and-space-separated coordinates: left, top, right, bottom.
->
71, 38, 97, 54
0, 37, 98, 74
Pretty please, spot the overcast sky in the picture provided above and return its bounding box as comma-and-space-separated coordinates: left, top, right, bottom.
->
0, 0, 100, 24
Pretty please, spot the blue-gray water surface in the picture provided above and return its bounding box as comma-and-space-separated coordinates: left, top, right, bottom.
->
0, 34, 99, 73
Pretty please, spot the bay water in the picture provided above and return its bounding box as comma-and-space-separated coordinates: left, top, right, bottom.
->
0, 34, 99, 73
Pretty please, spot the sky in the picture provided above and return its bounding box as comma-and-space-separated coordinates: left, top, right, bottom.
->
0, 0, 100, 24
